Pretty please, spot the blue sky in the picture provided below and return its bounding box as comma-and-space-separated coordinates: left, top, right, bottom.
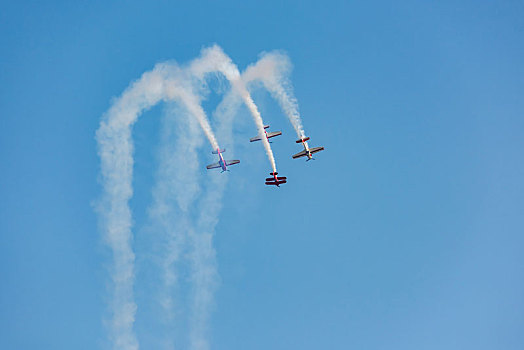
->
1, 1, 524, 349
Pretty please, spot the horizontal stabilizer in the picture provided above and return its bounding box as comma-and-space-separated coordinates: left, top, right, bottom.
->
263, 125, 270, 129
296, 137, 310, 143
225, 160, 240, 166
212, 148, 226, 154
206, 162, 221, 169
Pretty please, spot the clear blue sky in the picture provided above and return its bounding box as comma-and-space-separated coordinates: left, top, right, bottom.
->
1, 1, 524, 349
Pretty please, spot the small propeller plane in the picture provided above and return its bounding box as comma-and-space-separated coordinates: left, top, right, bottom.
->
250, 125, 282, 143
292, 136, 324, 161
206, 148, 240, 172
265, 172, 287, 187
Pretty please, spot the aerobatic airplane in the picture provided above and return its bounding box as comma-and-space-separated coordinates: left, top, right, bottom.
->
292, 136, 324, 161
206, 148, 240, 172
265, 172, 287, 187
250, 125, 282, 143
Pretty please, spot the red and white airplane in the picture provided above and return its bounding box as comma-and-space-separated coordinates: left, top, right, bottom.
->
206, 148, 240, 172
293, 136, 324, 161
250, 125, 282, 143
265, 172, 287, 187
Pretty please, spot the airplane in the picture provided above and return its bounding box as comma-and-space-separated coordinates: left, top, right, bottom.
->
292, 136, 324, 161
265, 172, 287, 187
250, 125, 282, 143
206, 148, 240, 172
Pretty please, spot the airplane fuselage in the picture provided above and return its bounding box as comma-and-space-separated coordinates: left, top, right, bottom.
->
272, 173, 280, 186
300, 140, 314, 160
217, 150, 227, 171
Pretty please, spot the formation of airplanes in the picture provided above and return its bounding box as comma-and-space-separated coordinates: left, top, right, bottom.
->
207, 124, 324, 187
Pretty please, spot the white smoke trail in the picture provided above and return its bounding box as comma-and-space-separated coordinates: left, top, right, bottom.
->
97, 59, 223, 350
238, 90, 277, 172
96, 65, 169, 350
97, 45, 305, 350
165, 76, 219, 150
191, 45, 278, 173
149, 103, 204, 350
186, 90, 242, 350
187, 180, 221, 350
242, 52, 306, 139
145, 47, 242, 350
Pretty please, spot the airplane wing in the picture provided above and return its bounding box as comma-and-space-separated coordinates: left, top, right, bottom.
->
266, 131, 282, 139
206, 162, 221, 169
265, 180, 287, 185
265, 177, 287, 181
310, 147, 324, 154
249, 136, 262, 142
292, 150, 308, 159
265, 176, 287, 186
225, 160, 240, 166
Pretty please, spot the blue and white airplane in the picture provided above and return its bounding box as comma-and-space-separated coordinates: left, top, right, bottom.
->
206, 148, 240, 172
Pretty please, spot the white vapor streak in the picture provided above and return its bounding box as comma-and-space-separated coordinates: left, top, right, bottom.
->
97, 66, 168, 350
191, 45, 278, 173
239, 90, 278, 172
97, 59, 221, 350
166, 82, 219, 150
186, 91, 242, 350
98, 45, 305, 350
148, 47, 243, 350
150, 104, 203, 350
242, 52, 306, 139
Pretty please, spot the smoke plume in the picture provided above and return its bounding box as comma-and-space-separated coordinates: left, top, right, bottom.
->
97, 45, 305, 350
243, 52, 306, 139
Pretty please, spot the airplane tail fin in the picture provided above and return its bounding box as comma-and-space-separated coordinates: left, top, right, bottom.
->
212, 148, 226, 154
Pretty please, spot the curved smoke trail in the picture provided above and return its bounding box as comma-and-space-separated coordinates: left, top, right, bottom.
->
97, 45, 306, 350
96, 65, 171, 350
191, 45, 278, 173
242, 51, 306, 139
141, 47, 244, 350
149, 104, 203, 350
97, 59, 222, 350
